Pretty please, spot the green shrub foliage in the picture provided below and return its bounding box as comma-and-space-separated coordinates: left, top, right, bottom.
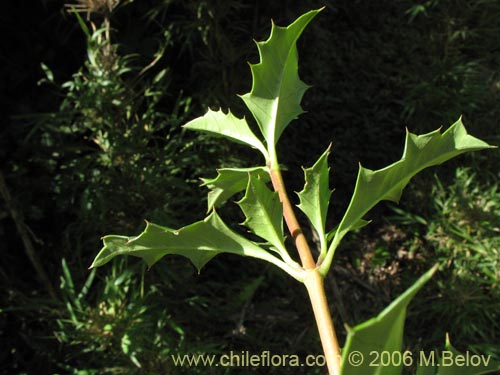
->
1, 1, 499, 374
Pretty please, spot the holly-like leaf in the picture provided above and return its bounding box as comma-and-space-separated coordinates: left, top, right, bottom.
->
183, 108, 268, 160
321, 118, 494, 273
240, 9, 321, 151
237, 174, 286, 254
201, 166, 270, 211
416, 335, 500, 375
91, 211, 303, 280
341, 265, 438, 375
297, 145, 332, 256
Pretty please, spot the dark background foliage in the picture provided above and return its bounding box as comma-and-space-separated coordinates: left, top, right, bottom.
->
1, 1, 499, 374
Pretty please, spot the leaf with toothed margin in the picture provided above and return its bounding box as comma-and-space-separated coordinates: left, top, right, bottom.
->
416, 335, 500, 375
183, 108, 268, 159
201, 167, 270, 211
342, 264, 500, 375
297, 144, 333, 256
90, 211, 279, 272
240, 9, 322, 148
341, 265, 438, 375
331, 118, 494, 252
237, 174, 286, 253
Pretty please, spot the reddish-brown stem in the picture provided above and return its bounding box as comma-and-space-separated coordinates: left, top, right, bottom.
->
269, 166, 341, 375
270, 168, 316, 269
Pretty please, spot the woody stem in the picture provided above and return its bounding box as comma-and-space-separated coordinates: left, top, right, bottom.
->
269, 165, 341, 375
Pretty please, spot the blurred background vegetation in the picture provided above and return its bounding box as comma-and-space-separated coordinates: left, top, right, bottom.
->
1, 0, 498, 374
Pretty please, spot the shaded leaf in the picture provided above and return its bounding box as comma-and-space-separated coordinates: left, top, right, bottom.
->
341, 265, 438, 375
417, 336, 500, 375
297, 145, 332, 256
416, 363, 437, 375
237, 174, 286, 253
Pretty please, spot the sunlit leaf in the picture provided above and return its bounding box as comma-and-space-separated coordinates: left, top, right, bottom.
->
183, 108, 268, 159
201, 166, 270, 211
91, 211, 303, 280
321, 118, 494, 273
240, 9, 322, 150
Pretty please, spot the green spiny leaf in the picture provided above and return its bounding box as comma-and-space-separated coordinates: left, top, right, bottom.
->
237, 174, 287, 255
416, 335, 500, 375
240, 9, 321, 153
183, 108, 268, 160
321, 118, 494, 274
341, 265, 438, 375
297, 144, 332, 257
91, 211, 303, 280
201, 166, 270, 212
416, 363, 437, 375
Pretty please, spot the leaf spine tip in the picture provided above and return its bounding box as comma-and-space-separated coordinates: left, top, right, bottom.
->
344, 323, 354, 332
